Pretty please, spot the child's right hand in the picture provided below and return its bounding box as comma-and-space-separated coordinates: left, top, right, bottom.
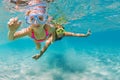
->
8, 17, 22, 31
32, 54, 40, 60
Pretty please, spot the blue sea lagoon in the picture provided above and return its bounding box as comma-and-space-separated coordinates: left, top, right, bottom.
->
0, 0, 120, 80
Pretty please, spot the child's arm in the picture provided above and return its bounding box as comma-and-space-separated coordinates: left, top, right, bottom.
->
8, 17, 30, 40
32, 34, 54, 60
64, 29, 91, 37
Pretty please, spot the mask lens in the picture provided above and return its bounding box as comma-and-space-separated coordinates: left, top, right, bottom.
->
30, 16, 34, 23
29, 15, 39, 24
38, 16, 43, 21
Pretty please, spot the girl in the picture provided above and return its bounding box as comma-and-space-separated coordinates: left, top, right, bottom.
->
32, 24, 91, 60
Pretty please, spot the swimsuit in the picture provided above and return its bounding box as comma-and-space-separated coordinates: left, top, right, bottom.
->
31, 29, 49, 43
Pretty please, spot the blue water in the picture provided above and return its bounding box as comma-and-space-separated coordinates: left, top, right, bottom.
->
0, 0, 120, 80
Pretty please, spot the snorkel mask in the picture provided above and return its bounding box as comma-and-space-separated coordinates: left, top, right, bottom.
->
56, 28, 65, 36
25, 13, 48, 25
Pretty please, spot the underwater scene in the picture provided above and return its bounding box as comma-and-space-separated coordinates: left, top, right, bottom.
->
0, 0, 120, 80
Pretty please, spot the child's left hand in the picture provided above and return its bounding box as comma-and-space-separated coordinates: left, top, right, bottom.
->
86, 29, 91, 36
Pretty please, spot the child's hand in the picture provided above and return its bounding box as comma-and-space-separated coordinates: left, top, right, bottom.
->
8, 17, 22, 31
86, 29, 91, 36
32, 54, 40, 60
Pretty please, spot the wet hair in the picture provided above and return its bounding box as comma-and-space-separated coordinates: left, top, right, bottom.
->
10, 0, 28, 6
43, 0, 54, 3
10, 0, 17, 4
